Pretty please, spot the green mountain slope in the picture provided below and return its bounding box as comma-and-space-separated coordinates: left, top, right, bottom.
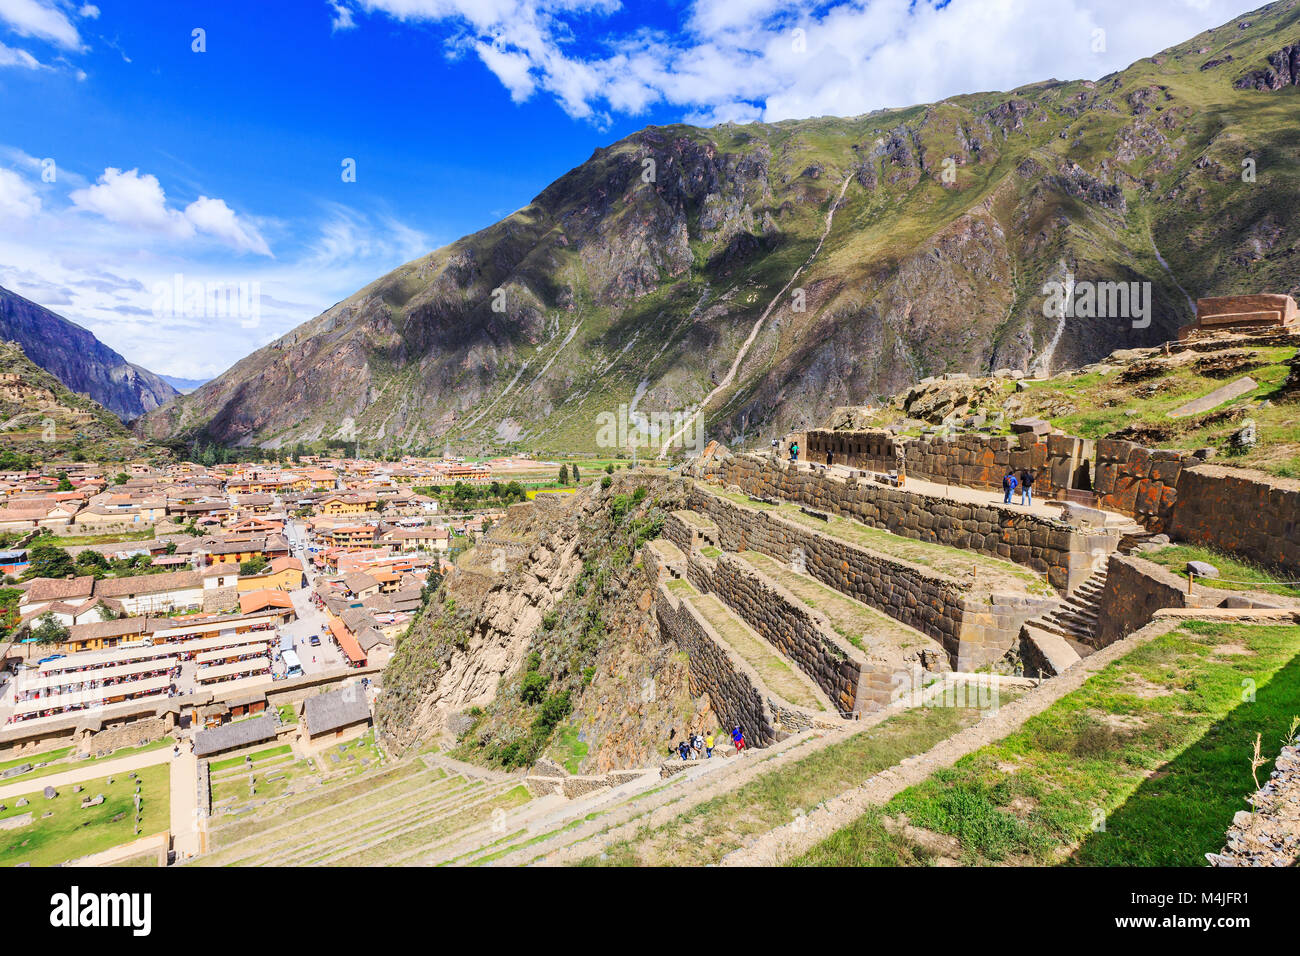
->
0, 341, 160, 463
139, 0, 1300, 456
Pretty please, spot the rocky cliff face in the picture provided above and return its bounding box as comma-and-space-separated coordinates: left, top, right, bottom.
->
0, 287, 178, 422
141, 1, 1300, 456
377, 474, 709, 771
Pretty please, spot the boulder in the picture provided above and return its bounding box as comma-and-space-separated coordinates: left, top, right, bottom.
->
1187, 560, 1220, 578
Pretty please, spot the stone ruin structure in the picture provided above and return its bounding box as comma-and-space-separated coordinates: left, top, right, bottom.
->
1178, 293, 1300, 340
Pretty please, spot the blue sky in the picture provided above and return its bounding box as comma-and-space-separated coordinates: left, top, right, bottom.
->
0, 0, 1256, 380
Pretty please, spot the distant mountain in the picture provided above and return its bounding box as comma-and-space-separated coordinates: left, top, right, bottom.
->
160, 375, 209, 395
0, 287, 179, 422
139, 0, 1300, 455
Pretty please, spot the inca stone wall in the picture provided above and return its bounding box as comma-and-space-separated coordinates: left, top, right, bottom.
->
1094, 439, 1188, 532
77, 714, 173, 756
689, 490, 1056, 671
652, 583, 776, 747
1169, 464, 1300, 576
803, 430, 1095, 500
1094, 555, 1217, 648
709, 552, 893, 713
716, 454, 1114, 592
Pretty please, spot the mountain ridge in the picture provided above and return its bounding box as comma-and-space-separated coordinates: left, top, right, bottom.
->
0, 286, 179, 422
139, 0, 1300, 455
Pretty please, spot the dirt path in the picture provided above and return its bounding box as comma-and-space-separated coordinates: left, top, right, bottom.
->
719, 619, 1181, 866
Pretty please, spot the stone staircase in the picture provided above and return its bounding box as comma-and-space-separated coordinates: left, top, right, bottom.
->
1034, 565, 1108, 651
1016, 565, 1112, 676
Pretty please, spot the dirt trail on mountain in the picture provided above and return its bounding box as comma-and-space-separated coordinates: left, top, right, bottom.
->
659, 174, 853, 456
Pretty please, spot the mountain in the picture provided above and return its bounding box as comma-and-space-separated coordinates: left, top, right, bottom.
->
0, 340, 160, 463
140, 0, 1300, 456
160, 375, 209, 395
0, 287, 179, 422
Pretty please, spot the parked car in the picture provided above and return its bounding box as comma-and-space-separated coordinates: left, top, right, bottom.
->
308, 635, 321, 647
37, 654, 65, 665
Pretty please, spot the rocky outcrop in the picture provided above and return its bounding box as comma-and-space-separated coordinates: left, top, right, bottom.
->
0, 287, 178, 421
1234, 41, 1300, 89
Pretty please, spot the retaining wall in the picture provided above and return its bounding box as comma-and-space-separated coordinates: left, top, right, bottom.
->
709, 552, 891, 713
652, 581, 838, 746
1169, 464, 1300, 577
714, 454, 1114, 592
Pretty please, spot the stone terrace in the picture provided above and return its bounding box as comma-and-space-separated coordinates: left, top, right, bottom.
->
713, 453, 1124, 593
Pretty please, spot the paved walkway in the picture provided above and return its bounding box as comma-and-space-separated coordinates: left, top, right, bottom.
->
170, 749, 203, 860
0, 746, 172, 802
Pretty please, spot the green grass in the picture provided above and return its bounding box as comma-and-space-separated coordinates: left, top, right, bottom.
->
793, 621, 1300, 866
0, 763, 170, 867
209, 744, 291, 773
0, 746, 72, 774
44, 530, 157, 547
552, 724, 590, 775
581, 701, 1001, 866
0, 739, 174, 785
1144, 544, 1300, 598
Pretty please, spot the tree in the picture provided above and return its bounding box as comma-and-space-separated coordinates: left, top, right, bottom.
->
240, 555, 269, 575
74, 550, 110, 576
558, 464, 569, 485
24, 543, 75, 580
55, 471, 73, 492
113, 472, 129, 486
571, 464, 581, 484
32, 613, 68, 646
605, 463, 615, 475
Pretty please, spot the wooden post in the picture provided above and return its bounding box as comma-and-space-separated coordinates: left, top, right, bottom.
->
1188, 570, 1194, 595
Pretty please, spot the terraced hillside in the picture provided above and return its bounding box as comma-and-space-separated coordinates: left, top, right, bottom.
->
0, 340, 162, 464
141, 1, 1300, 456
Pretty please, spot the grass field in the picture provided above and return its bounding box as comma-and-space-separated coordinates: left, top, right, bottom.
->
793, 621, 1300, 866
0, 739, 173, 785
44, 530, 157, 547
582, 701, 1002, 866
0, 763, 170, 867
1144, 544, 1300, 598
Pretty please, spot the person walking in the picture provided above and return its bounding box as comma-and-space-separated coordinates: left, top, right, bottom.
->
790, 442, 799, 463
1019, 468, 1036, 506
826, 448, 834, 467
705, 731, 714, 758
732, 724, 746, 755
1003, 470, 1018, 504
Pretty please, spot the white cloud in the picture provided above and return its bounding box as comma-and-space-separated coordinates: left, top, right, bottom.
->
70, 167, 192, 236
0, 155, 431, 378
0, 167, 40, 218
328, 0, 355, 30
0, 37, 41, 68
0, 0, 83, 50
184, 196, 273, 257
69, 167, 273, 257
335, 0, 1257, 124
